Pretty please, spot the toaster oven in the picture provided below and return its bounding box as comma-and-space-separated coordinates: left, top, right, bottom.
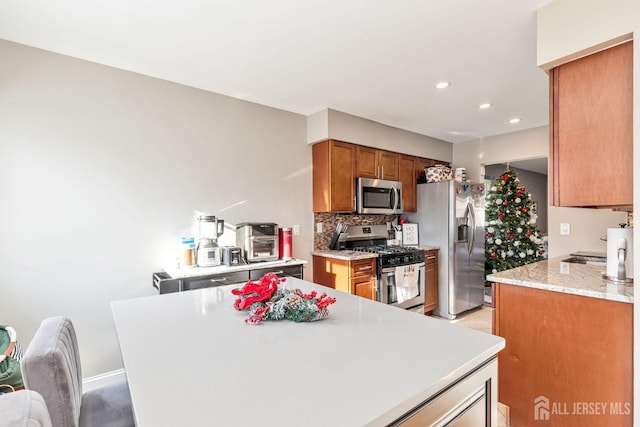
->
236, 222, 279, 262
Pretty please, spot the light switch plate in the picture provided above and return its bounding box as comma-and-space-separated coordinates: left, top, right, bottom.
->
560, 223, 571, 235
316, 223, 323, 233
293, 224, 300, 235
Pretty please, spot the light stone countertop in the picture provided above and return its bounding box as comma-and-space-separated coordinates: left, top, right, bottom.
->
311, 250, 379, 260
312, 245, 439, 261
112, 277, 504, 426
486, 256, 634, 304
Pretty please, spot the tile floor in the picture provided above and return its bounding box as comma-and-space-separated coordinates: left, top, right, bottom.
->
433, 305, 510, 427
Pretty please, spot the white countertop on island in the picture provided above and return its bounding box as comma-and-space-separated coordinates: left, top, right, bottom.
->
112, 277, 504, 426
486, 256, 634, 303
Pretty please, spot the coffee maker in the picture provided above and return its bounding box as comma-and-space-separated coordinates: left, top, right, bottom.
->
196, 215, 224, 267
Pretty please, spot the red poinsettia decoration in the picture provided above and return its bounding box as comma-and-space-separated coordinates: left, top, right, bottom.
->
231, 273, 337, 324
231, 272, 283, 310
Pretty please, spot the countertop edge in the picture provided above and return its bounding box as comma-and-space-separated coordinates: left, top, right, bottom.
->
369, 340, 505, 425
312, 246, 439, 261
486, 257, 634, 304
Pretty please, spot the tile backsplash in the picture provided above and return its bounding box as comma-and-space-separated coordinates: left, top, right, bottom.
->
314, 213, 399, 250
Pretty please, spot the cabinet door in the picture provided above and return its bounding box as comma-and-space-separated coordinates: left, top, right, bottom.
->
424, 250, 438, 313
550, 41, 632, 207
313, 256, 349, 290
355, 146, 378, 179
352, 275, 377, 301
399, 155, 417, 212
378, 150, 399, 181
330, 141, 356, 211
313, 140, 356, 212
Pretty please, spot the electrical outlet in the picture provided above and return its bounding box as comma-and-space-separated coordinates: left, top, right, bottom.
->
560, 223, 571, 235
293, 224, 300, 235
316, 223, 323, 233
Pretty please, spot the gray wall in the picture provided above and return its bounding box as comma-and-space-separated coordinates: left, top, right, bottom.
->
0, 40, 312, 377
484, 165, 548, 234
307, 108, 453, 161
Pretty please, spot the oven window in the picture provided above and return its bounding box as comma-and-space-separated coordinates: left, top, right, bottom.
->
252, 240, 276, 257
363, 187, 393, 209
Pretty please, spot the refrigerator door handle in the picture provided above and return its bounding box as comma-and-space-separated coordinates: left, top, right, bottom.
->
466, 202, 475, 257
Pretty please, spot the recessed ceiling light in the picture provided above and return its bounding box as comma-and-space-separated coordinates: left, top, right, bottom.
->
435, 81, 450, 89
509, 118, 521, 124
479, 103, 492, 109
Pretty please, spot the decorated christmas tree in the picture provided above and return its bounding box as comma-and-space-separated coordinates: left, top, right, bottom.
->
485, 166, 546, 275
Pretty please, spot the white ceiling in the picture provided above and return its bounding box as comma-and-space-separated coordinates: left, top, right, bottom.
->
0, 0, 553, 143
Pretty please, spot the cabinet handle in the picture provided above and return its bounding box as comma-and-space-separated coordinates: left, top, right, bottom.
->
210, 277, 228, 283
381, 165, 384, 179
272, 270, 284, 275
426, 256, 437, 260
356, 265, 373, 271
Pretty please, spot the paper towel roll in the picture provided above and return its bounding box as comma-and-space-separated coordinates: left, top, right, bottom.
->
606, 228, 633, 279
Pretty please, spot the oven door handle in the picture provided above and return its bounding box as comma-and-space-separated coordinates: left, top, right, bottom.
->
381, 262, 425, 274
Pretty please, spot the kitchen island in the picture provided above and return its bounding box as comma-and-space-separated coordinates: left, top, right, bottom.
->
487, 256, 633, 427
112, 277, 504, 426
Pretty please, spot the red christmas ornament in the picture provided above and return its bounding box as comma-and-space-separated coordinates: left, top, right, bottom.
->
486, 232, 493, 238
522, 207, 528, 213
501, 174, 509, 182
503, 200, 509, 206
526, 231, 532, 236
491, 252, 497, 258
498, 212, 505, 219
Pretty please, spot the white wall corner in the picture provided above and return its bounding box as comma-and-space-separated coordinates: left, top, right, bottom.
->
306, 109, 329, 144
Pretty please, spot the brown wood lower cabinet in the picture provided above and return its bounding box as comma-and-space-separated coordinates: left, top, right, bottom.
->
423, 249, 438, 314
313, 256, 376, 301
494, 283, 632, 427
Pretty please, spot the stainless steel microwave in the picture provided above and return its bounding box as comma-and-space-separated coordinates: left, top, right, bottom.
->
356, 178, 403, 214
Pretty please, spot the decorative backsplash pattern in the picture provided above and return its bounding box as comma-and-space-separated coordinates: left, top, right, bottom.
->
314, 213, 399, 250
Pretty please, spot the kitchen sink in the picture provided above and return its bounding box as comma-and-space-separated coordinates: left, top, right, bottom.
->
561, 255, 607, 266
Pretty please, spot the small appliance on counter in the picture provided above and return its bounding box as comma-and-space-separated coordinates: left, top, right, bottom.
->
196, 215, 225, 267
604, 224, 634, 283
221, 246, 245, 266
278, 227, 293, 260
236, 222, 279, 263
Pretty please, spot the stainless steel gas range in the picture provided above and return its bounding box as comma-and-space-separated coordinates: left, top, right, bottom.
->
346, 225, 425, 310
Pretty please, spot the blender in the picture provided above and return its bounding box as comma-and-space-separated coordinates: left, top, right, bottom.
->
196, 215, 225, 267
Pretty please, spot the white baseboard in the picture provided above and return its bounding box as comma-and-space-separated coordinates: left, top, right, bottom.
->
82, 369, 126, 392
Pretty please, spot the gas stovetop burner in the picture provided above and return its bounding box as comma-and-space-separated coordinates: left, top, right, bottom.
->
353, 245, 422, 255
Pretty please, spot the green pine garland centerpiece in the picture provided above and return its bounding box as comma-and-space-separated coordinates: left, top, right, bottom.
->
485, 166, 546, 275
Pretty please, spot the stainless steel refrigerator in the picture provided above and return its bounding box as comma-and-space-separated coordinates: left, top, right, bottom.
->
406, 181, 485, 319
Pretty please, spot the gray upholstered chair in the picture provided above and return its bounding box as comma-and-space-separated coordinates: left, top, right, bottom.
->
21, 317, 135, 427
0, 389, 53, 427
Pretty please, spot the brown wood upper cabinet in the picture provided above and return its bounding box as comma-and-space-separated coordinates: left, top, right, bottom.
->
549, 41, 633, 207
356, 146, 399, 181
312, 140, 356, 212
399, 155, 417, 212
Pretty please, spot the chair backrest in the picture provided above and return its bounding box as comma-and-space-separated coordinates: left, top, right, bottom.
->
22, 317, 83, 427
0, 389, 53, 427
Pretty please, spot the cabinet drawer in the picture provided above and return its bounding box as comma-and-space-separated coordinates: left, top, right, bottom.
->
183, 270, 250, 291
350, 258, 376, 277
249, 265, 303, 280
425, 250, 438, 265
